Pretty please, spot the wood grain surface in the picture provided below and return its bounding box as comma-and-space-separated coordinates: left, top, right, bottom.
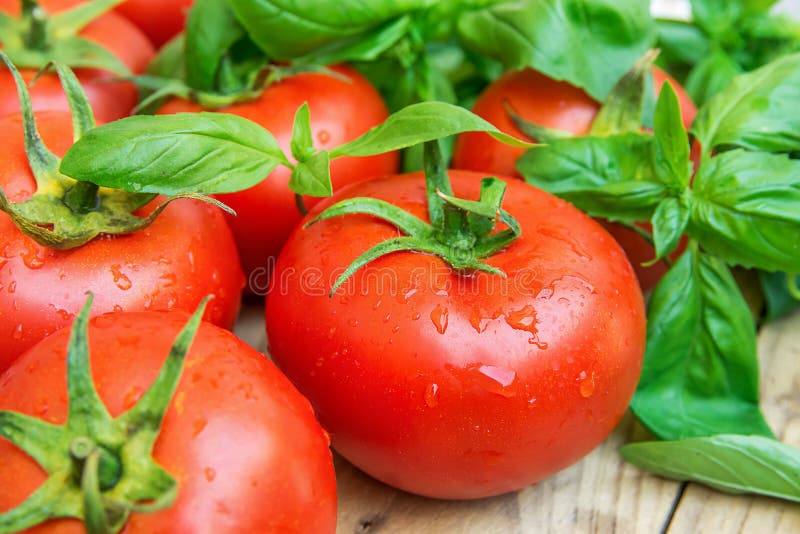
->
234, 304, 800, 534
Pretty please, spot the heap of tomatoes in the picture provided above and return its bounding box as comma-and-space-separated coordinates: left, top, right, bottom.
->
9, 0, 793, 532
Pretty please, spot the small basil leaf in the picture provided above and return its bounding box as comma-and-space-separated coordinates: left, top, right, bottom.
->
289, 150, 332, 197
457, 0, 655, 100
147, 35, 187, 80
655, 19, 711, 67
621, 435, 800, 502
684, 47, 741, 107
759, 271, 800, 321
654, 82, 691, 188
691, 52, 800, 155
688, 150, 800, 273
631, 247, 774, 440
290, 103, 314, 163
518, 133, 665, 223
293, 16, 412, 65
689, 0, 742, 38
185, 0, 245, 92
60, 113, 290, 195
651, 197, 689, 260
330, 101, 533, 158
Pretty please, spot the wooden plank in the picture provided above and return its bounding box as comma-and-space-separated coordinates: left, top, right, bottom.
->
667, 311, 800, 534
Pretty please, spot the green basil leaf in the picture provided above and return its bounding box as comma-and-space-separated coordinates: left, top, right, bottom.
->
290, 103, 314, 162
651, 198, 689, 260
518, 133, 665, 223
691, 53, 800, 155
655, 19, 711, 68
688, 150, 800, 273
147, 35, 186, 80
330, 101, 533, 158
34, 36, 130, 75
654, 82, 691, 188
759, 271, 800, 321
289, 150, 331, 197
48, 0, 126, 36
689, 0, 742, 38
591, 49, 658, 137
60, 113, 290, 195
228, 0, 432, 60
185, 0, 245, 92
457, 0, 655, 100
631, 247, 774, 440
293, 16, 412, 65
684, 47, 741, 107
621, 435, 800, 502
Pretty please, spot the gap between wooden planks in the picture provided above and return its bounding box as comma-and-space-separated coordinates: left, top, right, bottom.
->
234, 304, 800, 534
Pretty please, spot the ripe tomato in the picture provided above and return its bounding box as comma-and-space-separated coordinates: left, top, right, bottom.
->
0, 309, 337, 533
0, 111, 244, 371
451, 67, 697, 291
115, 0, 193, 47
266, 171, 646, 499
0, 0, 154, 122
157, 65, 399, 294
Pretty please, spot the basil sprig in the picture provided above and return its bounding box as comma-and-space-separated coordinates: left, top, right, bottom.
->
518, 53, 800, 501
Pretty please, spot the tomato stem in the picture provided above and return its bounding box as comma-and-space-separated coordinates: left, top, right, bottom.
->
63, 181, 100, 213
22, 0, 48, 51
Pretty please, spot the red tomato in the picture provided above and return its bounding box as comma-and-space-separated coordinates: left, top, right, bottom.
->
0, 111, 244, 371
266, 171, 646, 499
451, 67, 697, 291
116, 0, 193, 47
157, 65, 399, 294
0, 0, 154, 122
0, 309, 337, 533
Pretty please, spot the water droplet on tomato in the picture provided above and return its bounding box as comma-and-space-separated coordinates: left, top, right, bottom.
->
12, 323, 23, 340
317, 130, 331, 144
327, 327, 336, 339
159, 272, 177, 288
56, 308, 73, 321
187, 251, 196, 273
424, 383, 439, 407
123, 386, 144, 410
527, 396, 538, 409
112, 304, 123, 313
392, 325, 400, 334
401, 287, 418, 303
579, 371, 596, 398
382, 313, 391, 323
34, 398, 48, 416
430, 305, 449, 334
192, 418, 207, 438
372, 299, 382, 310
477, 365, 517, 397
21, 245, 45, 270
110, 264, 132, 291
412, 312, 421, 321
347, 318, 359, 327
204, 467, 216, 482
315, 357, 325, 367
7, 280, 16, 294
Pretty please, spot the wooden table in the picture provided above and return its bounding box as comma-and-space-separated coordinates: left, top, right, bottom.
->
234, 304, 800, 533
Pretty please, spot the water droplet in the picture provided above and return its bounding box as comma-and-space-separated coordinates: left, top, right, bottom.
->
412, 312, 421, 321
430, 305, 449, 334
123, 386, 144, 409
7, 280, 16, 293
34, 398, 48, 416
193, 418, 207, 437
449, 364, 519, 398
505, 305, 537, 332
579, 371, 596, 398
317, 130, 331, 144
401, 287, 418, 303
187, 251, 196, 273
392, 325, 400, 334
327, 327, 336, 339
382, 313, 391, 323
12, 323, 23, 340
347, 318, 359, 328
527, 396, 538, 409
372, 299, 382, 310
315, 357, 325, 367
56, 308, 73, 321
21, 245, 45, 270
204, 467, 216, 482
159, 272, 177, 287
110, 264, 132, 291
112, 304, 123, 313
424, 383, 439, 407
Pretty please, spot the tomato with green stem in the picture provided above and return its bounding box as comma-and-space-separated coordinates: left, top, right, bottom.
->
0, 0, 154, 122
266, 142, 646, 499
452, 65, 697, 290
0, 54, 243, 371
0, 296, 337, 533
156, 65, 399, 293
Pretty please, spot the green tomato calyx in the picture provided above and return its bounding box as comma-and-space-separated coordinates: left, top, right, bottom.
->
0, 294, 211, 534
307, 140, 522, 296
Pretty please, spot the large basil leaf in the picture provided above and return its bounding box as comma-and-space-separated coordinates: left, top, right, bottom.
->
684, 47, 742, 106
59, 113, 290, 194
621, 435, 800, 502
630, 247, 774, 440
691, 53, 800, 155
688, 150, 800, 273
228, 0, 435, 60
760, 271, 800, 322
518, 133, 665, 223
185, 0, 245, 91
457, 0, 655, 100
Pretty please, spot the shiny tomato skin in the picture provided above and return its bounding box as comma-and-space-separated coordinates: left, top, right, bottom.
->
266, 171, 646, 499
0, 111, 244, 371
115, 0, 193, 47
0, 310, 337, 533
157, 65, 398, 293
0, 0, 154, 122
451, 67, 696, 291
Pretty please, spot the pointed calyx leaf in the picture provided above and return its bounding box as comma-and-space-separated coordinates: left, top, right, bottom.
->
591, 49, 660, 137
307, 141, 522, 295
0, 54, 231, 250
0, 294, 210, 534
0, 0, 129, 74
503, 100, 572, 143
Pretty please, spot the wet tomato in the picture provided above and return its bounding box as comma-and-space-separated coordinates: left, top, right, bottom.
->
266, 170, 646, 499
